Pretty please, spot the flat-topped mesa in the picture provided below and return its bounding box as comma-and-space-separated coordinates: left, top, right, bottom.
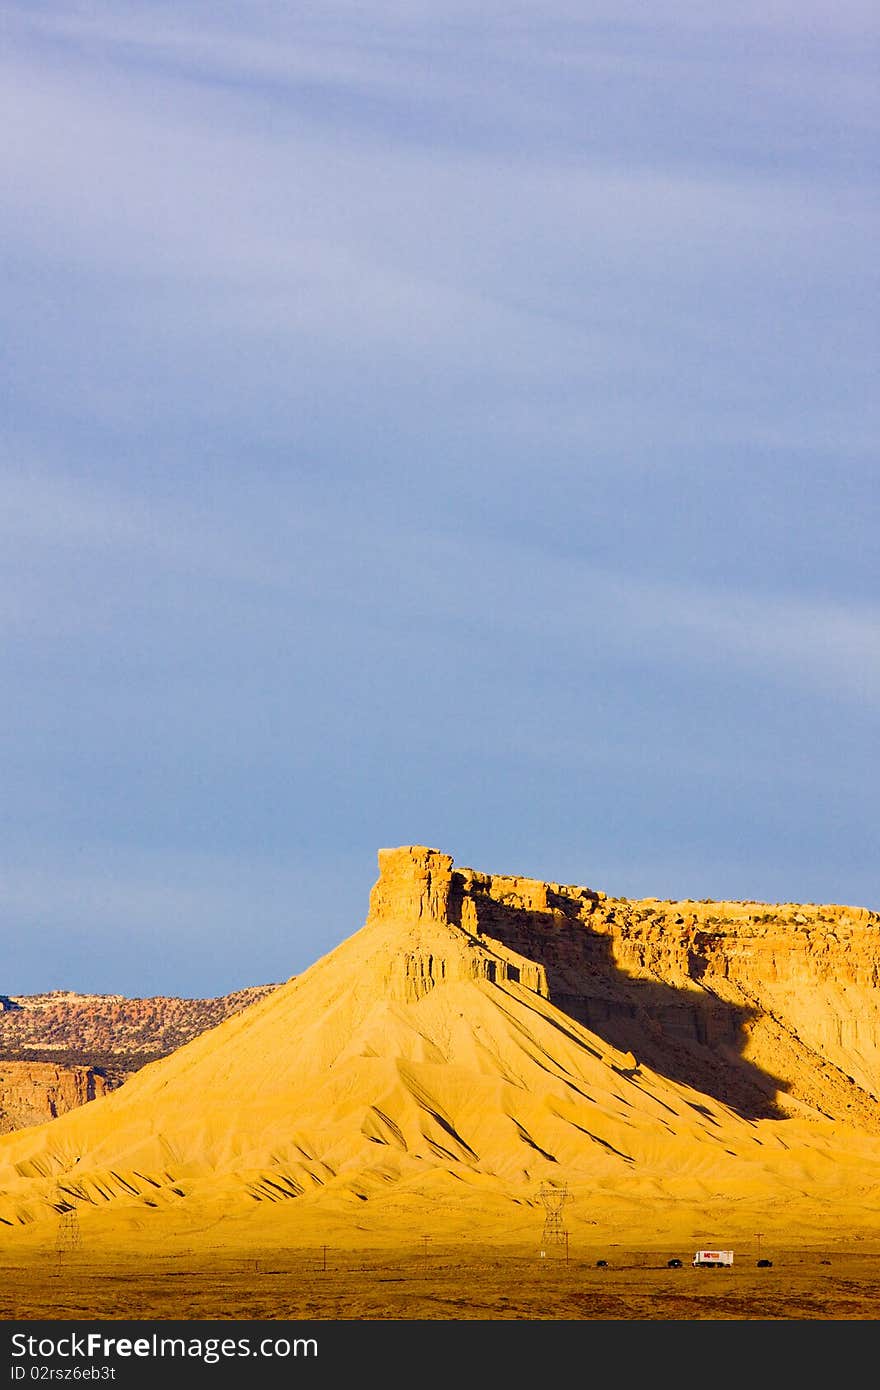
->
366, 848, 880, 1117
369, 846, 550, 1002
368, 845, 598, 930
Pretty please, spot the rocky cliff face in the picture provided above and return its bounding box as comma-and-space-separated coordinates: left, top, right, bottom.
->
0, 1063, 111, 1134
369, 846, 880, 1131
0, 984, 279, 1132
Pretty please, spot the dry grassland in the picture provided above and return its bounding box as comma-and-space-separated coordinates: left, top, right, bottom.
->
3, 1242, 879, 1321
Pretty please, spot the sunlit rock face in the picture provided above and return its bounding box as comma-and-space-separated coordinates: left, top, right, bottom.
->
0, 846, 877, 1249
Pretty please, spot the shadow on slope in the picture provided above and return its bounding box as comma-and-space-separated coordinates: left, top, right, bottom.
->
451, 878, 789, 1121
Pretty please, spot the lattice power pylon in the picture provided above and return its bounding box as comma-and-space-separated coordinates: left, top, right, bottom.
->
55, 1203, 82, 1259
538, 1181, 569, 1253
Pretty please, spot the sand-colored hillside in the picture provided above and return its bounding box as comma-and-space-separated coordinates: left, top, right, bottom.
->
1, 846, 879, 1256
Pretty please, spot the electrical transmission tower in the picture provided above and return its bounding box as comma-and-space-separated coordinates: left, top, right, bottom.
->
538, 1181, 569, 1256
55, 1202, 82, 1261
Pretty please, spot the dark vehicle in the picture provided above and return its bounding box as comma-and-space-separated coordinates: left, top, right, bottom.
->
596, 1259, 608, 1267
757, 1258, 773, 1267
667, 1258, 683, 1268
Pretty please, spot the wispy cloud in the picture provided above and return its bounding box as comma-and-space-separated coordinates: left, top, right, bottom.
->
367, 528, 880, 706
1, 463, 875, 706
3, 37, 873, 474
0, 2, 876, 988
5, 0, 875, 180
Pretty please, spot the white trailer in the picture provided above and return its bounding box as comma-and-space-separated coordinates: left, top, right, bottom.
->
693, 1249, 733, 1267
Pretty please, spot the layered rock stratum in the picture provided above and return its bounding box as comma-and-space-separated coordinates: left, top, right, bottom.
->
0, 1062, 111, 1134
1, 846, 878, 1252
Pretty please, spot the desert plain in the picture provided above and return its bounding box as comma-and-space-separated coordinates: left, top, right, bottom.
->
4, 1236, 880, 1323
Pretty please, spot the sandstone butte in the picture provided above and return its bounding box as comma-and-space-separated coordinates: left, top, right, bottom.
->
1, 845, 879, 1257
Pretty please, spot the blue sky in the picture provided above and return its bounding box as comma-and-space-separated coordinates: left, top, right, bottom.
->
2, 1, 878, 997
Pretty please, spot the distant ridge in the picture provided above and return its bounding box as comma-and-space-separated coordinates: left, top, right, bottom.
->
0, 983, 280, 1132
